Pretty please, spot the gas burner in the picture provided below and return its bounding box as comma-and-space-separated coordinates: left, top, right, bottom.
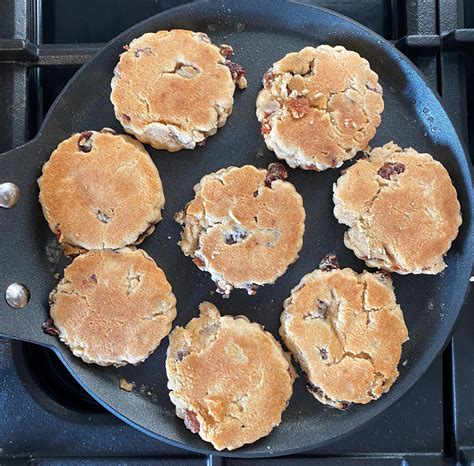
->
22, 343, 105, 413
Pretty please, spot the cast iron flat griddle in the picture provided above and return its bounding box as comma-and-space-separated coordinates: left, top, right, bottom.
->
0, 0, 473, 457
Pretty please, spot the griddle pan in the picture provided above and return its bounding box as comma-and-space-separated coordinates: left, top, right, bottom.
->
0, 0, 472, 457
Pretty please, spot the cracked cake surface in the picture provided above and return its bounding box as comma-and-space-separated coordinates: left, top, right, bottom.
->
256, 45, 384, 170
333, 142, 462, 274
49, 248, 176, 366
166, 302, 295, 450
280, 257, 408, 409
38, 129, 164, 255
175, 163, 305, 296
110, 29, 246, 151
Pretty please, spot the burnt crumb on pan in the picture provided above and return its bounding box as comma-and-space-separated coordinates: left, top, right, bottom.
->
77, 131, 93, 153
319, 254, 340, 272
265, 162, 288, 187
100, 127, 117, 135
119, 378, 135, 392
42, 318, 59, 336
377, 161, 406, 180
184, 409, 200, 433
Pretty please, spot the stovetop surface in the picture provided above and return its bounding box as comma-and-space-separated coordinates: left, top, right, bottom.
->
0, 0, 472, 464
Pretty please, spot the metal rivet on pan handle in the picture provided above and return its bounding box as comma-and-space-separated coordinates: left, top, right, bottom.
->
5, 283, 30, 309
0, 183, 20, 208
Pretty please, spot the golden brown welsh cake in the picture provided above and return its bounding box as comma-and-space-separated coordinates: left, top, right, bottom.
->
175, 163, 305, 296
256, 45, 384, 170
49, 248, 177, 366
38, 129, 164, 255
166, 302, 295, 451
110, 29, 246, 151
280, 255, 408, 409
333, 142, 462, 274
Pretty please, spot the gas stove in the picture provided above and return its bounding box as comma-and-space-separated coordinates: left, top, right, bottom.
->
0, 0, 473, 464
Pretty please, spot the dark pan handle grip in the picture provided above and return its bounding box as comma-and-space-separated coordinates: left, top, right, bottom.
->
0, 138, 61, 350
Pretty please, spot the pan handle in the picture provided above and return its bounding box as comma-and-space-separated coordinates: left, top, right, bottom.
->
0, 299, 58, 349
0, 138, 60, 350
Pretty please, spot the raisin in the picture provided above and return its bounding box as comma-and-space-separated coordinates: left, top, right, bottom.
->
177, 350, 189, 362
306, 381, 322, 396
374, 270, 391, 282
96, 210, 111, 224
246, 283, 258, 295
54, 223, 61, 239
260, 120, 272, 135
100, 127, 116, 135
304, 300, 328, 320
377, 162, 406, 180
121, 114, 131, 122
288, 97, 310, 119
225, 60, 246, 82
219, 44, 233, 59
340, 401, 351, 411
224, 228, 248, 244
193, 257, 205, 269
135, 222, 154, 244
263, 71, 275, 87
319, 254, 340, 272
77, 131, 93, 153
265, 162, 288, 187
319, 348, 328, 360
42, 318, 59, 336
253, 190, 259, 198
316, 300, 328, 318
89, 274, 98, 283
184, 409, 200, 433
134, 47, 151, 58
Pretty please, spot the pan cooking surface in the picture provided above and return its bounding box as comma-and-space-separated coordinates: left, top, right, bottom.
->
0, 0, 472, 457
